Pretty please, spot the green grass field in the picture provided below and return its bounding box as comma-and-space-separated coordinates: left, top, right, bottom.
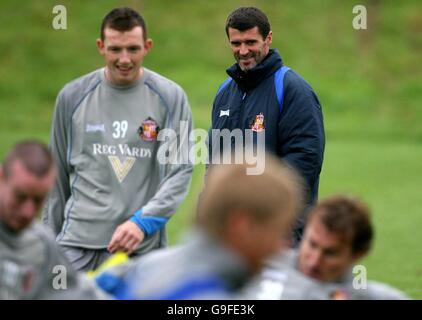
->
0, 0, 420, 298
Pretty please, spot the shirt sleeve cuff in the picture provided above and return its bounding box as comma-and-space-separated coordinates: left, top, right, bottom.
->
129, 209, 169, 237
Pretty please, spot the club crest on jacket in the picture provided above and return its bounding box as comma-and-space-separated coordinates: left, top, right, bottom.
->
251, 113, 265, 132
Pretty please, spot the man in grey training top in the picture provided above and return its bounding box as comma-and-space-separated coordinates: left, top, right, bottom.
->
242, 195, 409, 299
0, 141, 104, 299
43, 7, 193, 271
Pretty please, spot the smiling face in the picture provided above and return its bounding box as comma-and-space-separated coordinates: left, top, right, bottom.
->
97, 26, 153, 86
0, 161, 55, 232
298, 216, 361, 282
228, 26, 272, 72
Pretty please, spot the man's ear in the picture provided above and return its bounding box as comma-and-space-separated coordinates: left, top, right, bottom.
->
0, 167, 4, 183
144, 38, 153, 55
96, 38, 105, 56
266, 31, 273, 45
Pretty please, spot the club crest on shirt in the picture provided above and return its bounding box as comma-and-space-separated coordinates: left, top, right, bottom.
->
250, 113, 265, 132
138, 117, 160, 141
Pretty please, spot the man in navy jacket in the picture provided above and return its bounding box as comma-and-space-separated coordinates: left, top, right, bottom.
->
209, 7, 325, 244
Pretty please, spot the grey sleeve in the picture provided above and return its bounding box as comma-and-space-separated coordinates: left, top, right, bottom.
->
138, 89, 194, 232
42, 89, 71, 236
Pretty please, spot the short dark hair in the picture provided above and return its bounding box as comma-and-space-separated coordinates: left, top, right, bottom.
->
225, 7, 271, 39
100, 7, 147, 41
2, 141, 54, 179
309, 195, 374, 255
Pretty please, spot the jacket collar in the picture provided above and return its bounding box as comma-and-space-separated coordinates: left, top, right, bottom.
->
226, 48, 283, 92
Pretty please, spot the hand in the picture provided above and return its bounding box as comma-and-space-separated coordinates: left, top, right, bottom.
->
107, 221, 145, 255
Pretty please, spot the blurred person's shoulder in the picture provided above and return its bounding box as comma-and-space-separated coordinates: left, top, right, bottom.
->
0, 220, 45, 251
357, 281, 410, 300
321, 279, 410, 300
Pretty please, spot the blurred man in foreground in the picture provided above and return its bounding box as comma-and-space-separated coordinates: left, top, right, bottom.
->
243, 195, 409, 299
0, 141, 104, 299
95, 154, 303, 299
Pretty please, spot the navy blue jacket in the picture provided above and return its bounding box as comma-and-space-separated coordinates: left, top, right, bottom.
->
210, 49, 325, 215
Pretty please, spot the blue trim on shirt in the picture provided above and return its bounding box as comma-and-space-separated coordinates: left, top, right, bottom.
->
274, 66, 290, 113
130, 209, 168, 237
216, 78, 232, 95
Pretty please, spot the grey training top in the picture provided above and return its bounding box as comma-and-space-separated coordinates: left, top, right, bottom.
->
43, 68, 193, 253
242, 249, 410, 300
0, 220, 105, 299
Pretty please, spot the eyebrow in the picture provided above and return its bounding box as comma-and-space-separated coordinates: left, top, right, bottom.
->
107, 45, 142, 49
230, 39, 258, 44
